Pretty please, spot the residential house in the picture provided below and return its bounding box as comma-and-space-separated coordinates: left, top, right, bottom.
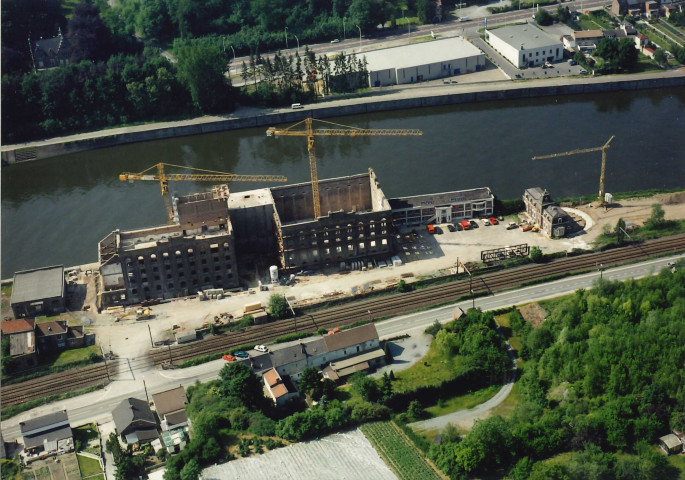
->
1, 318, 38, 369
663, 2, 685, 17
620, 20, 637, 35
152, 386, 189, 432
635, 33, 650, 49
11, 266, 66, 318
19, 410, 73, 456
271, 337, 328, 381
643, 46, 656, 58
112, 398, 158, 445
523, 188, 574, 238
263, 368, 298, 406
28, 30, 71, 71
573, 30, 605, 48
35, 321, 85, 353
322, 349, 387, 382
322, 324, 382, 363
612, 0, 645, 15
645, 0, 660, 16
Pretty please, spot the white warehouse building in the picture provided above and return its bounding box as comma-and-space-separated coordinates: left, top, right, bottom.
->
363, 37, 485, 87
485, 24, 563, 68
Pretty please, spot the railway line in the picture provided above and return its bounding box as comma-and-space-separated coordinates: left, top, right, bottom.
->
149, 233, 685, 365
3, 233, 683, 409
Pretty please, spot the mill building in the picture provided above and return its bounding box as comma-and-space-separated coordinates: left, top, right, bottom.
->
97, 185, 238, 308
523, 187, 574, 238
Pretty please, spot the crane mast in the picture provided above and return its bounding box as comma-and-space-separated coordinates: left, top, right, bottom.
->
267, 118, 422, 219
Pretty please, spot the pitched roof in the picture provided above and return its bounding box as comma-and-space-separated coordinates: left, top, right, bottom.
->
269, 337, 326, 368
35, 321, 67, 337
1, 318, 35, 335
263, 368, 281, 387
152, 386, 188, 417
112, 398, 156, 433
11, 266, 64, 304
20, 410, 72, 449
323, 324, 379, 352
574, 30, 604, 39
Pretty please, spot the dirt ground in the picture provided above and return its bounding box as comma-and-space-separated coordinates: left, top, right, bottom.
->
518, 303, 548, 328
21, 453, 82, 480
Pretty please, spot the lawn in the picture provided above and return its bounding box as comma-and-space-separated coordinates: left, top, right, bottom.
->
73, 423, 100, 453
666, 450, 685, 475
392, 346, 466, 393
425, 384, 501, 417
489, 373, 523, 419
48, 345, 99, 367
360, 421, 443, 480
577, 12, 614, 30
76, 454, 103, 477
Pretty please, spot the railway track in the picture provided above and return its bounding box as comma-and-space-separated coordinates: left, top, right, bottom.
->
3, 234, 683, 408
149, 233, 685, 365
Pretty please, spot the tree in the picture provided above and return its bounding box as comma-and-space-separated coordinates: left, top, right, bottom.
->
653, 48, 668, 67
408, 399, 427, 420
615, 218, 627, 244
350, 372, 380, 402
298, 366, 322, 398
645, 203, 666, 229
219, 361, 267, 409
534, 9, 553, 26
180, 459, 201, 480
67, 0, 113, 62
617, 37, 638, 71
555, 5, 570, 22
529, 246, 543, 263
1, 336, 13, 375
176, 45, 232, 113
268, 294, 289, 319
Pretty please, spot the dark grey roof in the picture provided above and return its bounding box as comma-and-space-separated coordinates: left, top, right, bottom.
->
324, 324, 379, 352
269, 337, 327, 368
245, 352, 274, 374
389, 188, 493, 210
20, 411, 72, 450
524, 187, 546, 201
11, 266, 64, 304
112, 398, 156, 433
32, 36, 66, 56
544, 205, 569, 220
124, 427, 159, 445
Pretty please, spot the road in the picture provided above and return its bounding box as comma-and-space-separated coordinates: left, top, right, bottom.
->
1, 253, 680, 443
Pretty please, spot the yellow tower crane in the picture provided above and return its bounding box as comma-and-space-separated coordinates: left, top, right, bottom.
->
532, 136, 615, 205
266, 118, 422, 219
119, 162, 287, 221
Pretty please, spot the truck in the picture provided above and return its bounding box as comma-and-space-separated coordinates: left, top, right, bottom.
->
243, 302, 263, 315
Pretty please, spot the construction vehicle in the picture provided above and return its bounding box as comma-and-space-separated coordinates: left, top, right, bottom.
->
136, 307, 152, 320
266, 118, 422, 219
532, 136, 615, 206
119, 163, 288, 221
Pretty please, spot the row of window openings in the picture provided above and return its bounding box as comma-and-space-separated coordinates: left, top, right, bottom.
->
523, 48, 560, 60
132, 274, 232, 293
135, 265, 232, 280
132, 255, 231, 270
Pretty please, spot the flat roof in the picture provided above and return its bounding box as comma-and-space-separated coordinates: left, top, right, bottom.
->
487, 23, 561, 50
359, 37, 483, 72
389, 187, 493, 210
11, 265, 64, 304
227, 188, 274, 209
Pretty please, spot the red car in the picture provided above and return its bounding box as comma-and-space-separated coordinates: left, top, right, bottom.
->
489, 217, 498, 225
460, 220, 470, 230
222, 354, 236, 362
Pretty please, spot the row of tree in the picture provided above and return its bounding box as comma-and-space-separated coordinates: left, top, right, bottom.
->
429, 265, 685, 479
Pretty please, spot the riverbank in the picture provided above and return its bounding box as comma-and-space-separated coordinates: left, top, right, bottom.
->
2, 69, 684, 164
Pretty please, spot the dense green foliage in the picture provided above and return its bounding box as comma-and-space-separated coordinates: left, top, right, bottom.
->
361, 421, 443, 480
429, 266, 685, 479
105, 432, 147, 480
268, 294, 289, 319
593, 37, 639, 73
1, 337, 12, 375
2, 48, 193, 143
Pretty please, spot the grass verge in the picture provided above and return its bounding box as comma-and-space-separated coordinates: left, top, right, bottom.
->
425, 385, 501, 417
1, 384, 104, 419
77, 454, 103, 477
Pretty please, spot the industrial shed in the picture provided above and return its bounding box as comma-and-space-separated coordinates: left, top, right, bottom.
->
11, 265, 66, 318
364, 37, 485, 86
485, 23, 563, 68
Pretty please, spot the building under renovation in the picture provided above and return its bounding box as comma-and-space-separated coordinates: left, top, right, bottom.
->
271, 169, 393, 270
389, 188, 494, 227
97, 186, 238, 308
523, 187, 574, 238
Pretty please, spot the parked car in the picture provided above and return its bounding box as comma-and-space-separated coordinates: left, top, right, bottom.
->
579, 69, 588, 75
460, 220, 470, 230
489, 217, 498, 225
435, 226, 443, 234
469, 220, 479, 229
233, 350, 249, 358
426, 224, 436, 234
331, 38, 340, 43
447, 224, 456, 232
520, 224, 533, 232
222, 354, 236, 362
532, 226, 540, 232
291, 103, 304, 109
568, 59, 577, 65
254, 345, 269, 353
544, 61, 553, 68
455, 223, 463, 231
482, 218, 491, 226
507, 222, 517, 230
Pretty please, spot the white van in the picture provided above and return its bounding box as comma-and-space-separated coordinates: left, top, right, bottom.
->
459, 16, 470, 22
291, 103, 304, 109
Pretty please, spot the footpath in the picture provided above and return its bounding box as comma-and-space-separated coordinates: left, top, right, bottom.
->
2, 68, 685, 164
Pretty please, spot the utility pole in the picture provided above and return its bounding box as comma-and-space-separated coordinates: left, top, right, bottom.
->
99, 343, 111, 381
147, 324, 154, 348
143, 379, 150, 404
461, 262, 474, 309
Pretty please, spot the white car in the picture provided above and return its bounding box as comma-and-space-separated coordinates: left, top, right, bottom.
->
482, 218, 490, 226
254, 345, 269, 353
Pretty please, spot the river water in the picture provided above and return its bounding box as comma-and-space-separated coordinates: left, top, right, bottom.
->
2, 87, 684, 278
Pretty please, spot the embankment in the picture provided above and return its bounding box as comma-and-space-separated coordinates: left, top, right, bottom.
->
3, 72, 685, 164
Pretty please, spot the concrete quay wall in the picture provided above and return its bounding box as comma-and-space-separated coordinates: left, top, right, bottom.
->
3, 75, 685, 165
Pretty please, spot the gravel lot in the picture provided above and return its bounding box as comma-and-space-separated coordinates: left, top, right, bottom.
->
201, 429, 397, 480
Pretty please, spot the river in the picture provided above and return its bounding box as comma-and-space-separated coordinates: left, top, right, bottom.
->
2, 87, 684, 278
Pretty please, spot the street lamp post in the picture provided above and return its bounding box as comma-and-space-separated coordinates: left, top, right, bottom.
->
294, 34, 300, 53
343, 17, 346, 40
285, 26, 289, 49
356, 25, 362, 52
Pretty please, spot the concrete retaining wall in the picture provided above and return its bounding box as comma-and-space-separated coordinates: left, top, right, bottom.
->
3, 75, 685, 165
